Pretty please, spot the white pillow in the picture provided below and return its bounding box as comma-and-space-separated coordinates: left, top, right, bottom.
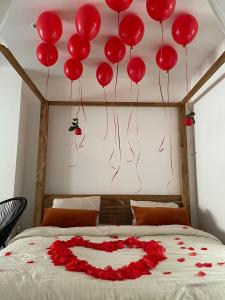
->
130, 200, 179, 224
53, 196, 101, 224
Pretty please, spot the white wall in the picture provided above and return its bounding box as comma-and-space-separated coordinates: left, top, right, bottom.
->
0, 65, 22, 200
192, 41, 225, 242
46, 105, 180, 195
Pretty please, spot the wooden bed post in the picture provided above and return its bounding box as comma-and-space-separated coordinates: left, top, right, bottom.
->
34, 101, 49, 226
178, 104, 190, 216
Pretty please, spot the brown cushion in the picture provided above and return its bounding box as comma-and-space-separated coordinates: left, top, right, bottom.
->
41, 208, 98, 227
132, 206, 190, 226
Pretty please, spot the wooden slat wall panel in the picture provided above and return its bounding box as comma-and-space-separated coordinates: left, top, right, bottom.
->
43, 194, 183, 225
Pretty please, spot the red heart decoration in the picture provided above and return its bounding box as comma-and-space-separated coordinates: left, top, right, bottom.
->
48, 236, 166, 281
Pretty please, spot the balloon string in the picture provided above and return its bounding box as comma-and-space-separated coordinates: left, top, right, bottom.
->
109, 63, 119, 171
185, 46, 191, 113
102, 87, 109, 141
129, 47, 133, 95
126, 104, 135, 163
111, 62, 121, 183
117, 12, 120, 35
79, 79, 86, 148
160, 21, 164, 50
158, 70, 167, 152
45, 68, 50, 100
135, 85, 142, 193
167, 71, 174, 188
65, 80, 74, 147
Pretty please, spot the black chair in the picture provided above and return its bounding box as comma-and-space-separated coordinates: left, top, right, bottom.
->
0, 197, 27, 248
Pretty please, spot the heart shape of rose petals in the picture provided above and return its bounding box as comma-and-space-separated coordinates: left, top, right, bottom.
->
48, 236, 166, 281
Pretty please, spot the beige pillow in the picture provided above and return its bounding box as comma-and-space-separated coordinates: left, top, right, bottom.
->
130, 200, 179, 224
53, 196, 101, 224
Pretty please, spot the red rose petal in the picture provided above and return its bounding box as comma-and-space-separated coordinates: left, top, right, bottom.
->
29, 242, 35, 245
177, 258, 185, 262
188, 247, 195, 251
180, 246, 186, 249
177, 241, 185, 245
26, 260, 34, 264
195, 262, 203, 268
110, 235, 119, 239
203, 263, 212, 268
200, 247, 208, 251
189, 252, 197, 256
175, 237, 180, 240
217, 262, 225, 266
163, 272, 172, 275
4, 252, 12, 256
197, 271, 206, 277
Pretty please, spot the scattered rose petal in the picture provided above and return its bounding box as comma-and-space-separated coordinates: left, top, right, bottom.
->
195, 262, 203, 268
163, 271, 171, 275
177, 258, 185, 262
188, 247, 195, 251
175, 237, 180, 240
197, 271, 206, 277
183, 226, 189, 229
203, 263, 212, 268
200, 247, 208, 251
217, 262, 225, 266
189, 252, 197, 256
26, 260, 34, 264
177, 241, 185, 245
29, 242, 35, 245
180, 246, 186, 250
4, 252, 12, 256
110, 235, 119, 239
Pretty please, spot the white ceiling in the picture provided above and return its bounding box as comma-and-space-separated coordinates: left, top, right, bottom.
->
0, 0, 224, 101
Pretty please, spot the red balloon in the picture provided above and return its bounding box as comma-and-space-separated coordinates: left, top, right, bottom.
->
146, 0, 176, 22
36, 43, 58, 67
127, 57, 146, 84
64, 59, 83, 81
119, 13, 144, 47
67, 34, 90, 61
156, 45, 178, 72
104, 37, 126, 64
75, 4, 101, 41
105, 0, 133, 12
36, 11, 62, 44
96, 62, 113, 87
172, 14, 198, 46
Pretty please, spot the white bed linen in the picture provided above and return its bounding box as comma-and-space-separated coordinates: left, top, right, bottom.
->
0, 225, 225, 300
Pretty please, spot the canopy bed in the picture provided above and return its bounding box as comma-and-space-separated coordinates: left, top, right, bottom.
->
1, 1, 225, 299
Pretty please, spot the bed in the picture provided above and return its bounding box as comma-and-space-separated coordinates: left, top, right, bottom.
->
1, 195, 225, 300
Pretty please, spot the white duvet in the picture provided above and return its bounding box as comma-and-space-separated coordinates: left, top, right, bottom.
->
1, 225, 225, 300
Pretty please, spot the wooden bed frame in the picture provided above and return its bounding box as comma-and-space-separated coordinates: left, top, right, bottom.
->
1, 44, 224, 227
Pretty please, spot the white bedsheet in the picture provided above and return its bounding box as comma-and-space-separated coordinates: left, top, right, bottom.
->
0, 225, 225, 300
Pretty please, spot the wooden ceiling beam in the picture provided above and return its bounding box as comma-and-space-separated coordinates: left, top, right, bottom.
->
180, 51, 225, 106
49, 101, 179, 107
0, 44, 46, 104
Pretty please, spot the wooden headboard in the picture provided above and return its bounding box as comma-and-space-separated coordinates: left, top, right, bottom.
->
42, 194, 183, 225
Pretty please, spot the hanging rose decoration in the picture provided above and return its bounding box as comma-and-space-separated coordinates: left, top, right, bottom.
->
96, 62, 113, 87
69, 118, 82, 135
184, 112, 195, 126
156, 45, 178, 72
48, 236, 166, 281
36, 11, 62, 44
104, 37, 126, 64
75, 4, 101, 41
127, 57, 146, 84
64, 58, 83, 81
67, 34, 90, 61
105, 0, 133, 12
146, 0, 176, 22
172, 13, 198, 47
119, 13, 144, 47
36, 43, 58, 67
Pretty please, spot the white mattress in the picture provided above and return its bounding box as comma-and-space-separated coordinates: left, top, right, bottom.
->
0, 225, 225, 300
